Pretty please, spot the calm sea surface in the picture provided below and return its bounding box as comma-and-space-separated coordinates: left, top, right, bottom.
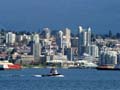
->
0, 68, 120, 90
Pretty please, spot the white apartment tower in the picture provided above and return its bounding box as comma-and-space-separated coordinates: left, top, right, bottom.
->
78, 26, 92, 58
33, 34, 41, 63
90, 45, 99, 58
57, 31, 63, 49
6, 32, 16, 44
63, 28, 71, 48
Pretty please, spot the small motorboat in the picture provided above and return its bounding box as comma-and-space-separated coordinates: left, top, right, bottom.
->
33, 68, 64, 77
33, 74, 64, 77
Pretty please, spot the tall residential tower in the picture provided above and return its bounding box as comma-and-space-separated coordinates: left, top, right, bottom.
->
78, 26, 91, 58
33, 34, 41, 63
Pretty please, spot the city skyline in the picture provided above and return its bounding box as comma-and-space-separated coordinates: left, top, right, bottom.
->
0, 1, 120, 90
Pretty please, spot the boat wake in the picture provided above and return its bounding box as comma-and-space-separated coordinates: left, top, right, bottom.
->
33, 75, 42, 77
0, 74, 64, 78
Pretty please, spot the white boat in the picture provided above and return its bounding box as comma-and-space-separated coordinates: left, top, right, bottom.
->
33, 68, 64, 77
41, 74, 64, 77
33, 74, 64, 77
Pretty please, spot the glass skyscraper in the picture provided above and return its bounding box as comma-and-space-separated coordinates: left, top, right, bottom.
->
78, 26, 91, 58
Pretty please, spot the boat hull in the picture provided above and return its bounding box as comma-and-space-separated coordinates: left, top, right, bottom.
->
96, 67, 120, 70
43, 74, 64, 77
0, 64, 21, 70
33, 74, 64, 77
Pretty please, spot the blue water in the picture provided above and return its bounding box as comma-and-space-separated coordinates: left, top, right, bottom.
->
0, 0, 120, 33
0, 68, 120, 90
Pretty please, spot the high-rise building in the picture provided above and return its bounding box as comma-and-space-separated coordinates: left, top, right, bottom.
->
87, 27, 91, 46
33, 34, 41, 63
71, 37, 78, 47
33, 34, 39, 43
42, 28, 51, 39
57, 31, 63, 49
6, 32, 16, 44
63, 28, 71, 48
90, 45, 99, 58
65, 48, 73, 61
78, 26, 91, 58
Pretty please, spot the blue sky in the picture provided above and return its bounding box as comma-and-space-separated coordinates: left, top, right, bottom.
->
0, 0, 120, 34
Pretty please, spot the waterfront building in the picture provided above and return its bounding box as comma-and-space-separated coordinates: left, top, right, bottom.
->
90, 45, 99, 58
46, 53, 67, 67
17, 55, 34, 65
99, 50, 117, 65
51, 53, 67, 61
6, 32, 16, 45
78, 26, 91, 58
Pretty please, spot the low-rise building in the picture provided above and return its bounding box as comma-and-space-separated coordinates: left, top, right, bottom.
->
15, 54, 34, 65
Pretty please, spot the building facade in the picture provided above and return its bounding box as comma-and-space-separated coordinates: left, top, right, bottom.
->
33, 34, 41, 64
6, 32, 16, 44
78, 26, 91, 58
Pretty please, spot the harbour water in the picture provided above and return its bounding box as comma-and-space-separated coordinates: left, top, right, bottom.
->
0, 68, 120, 90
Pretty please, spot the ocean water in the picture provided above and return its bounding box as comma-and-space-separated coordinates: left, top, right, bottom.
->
0, 68, 120, 90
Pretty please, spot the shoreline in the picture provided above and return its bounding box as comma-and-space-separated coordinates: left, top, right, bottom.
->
21, 64, 61, 69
